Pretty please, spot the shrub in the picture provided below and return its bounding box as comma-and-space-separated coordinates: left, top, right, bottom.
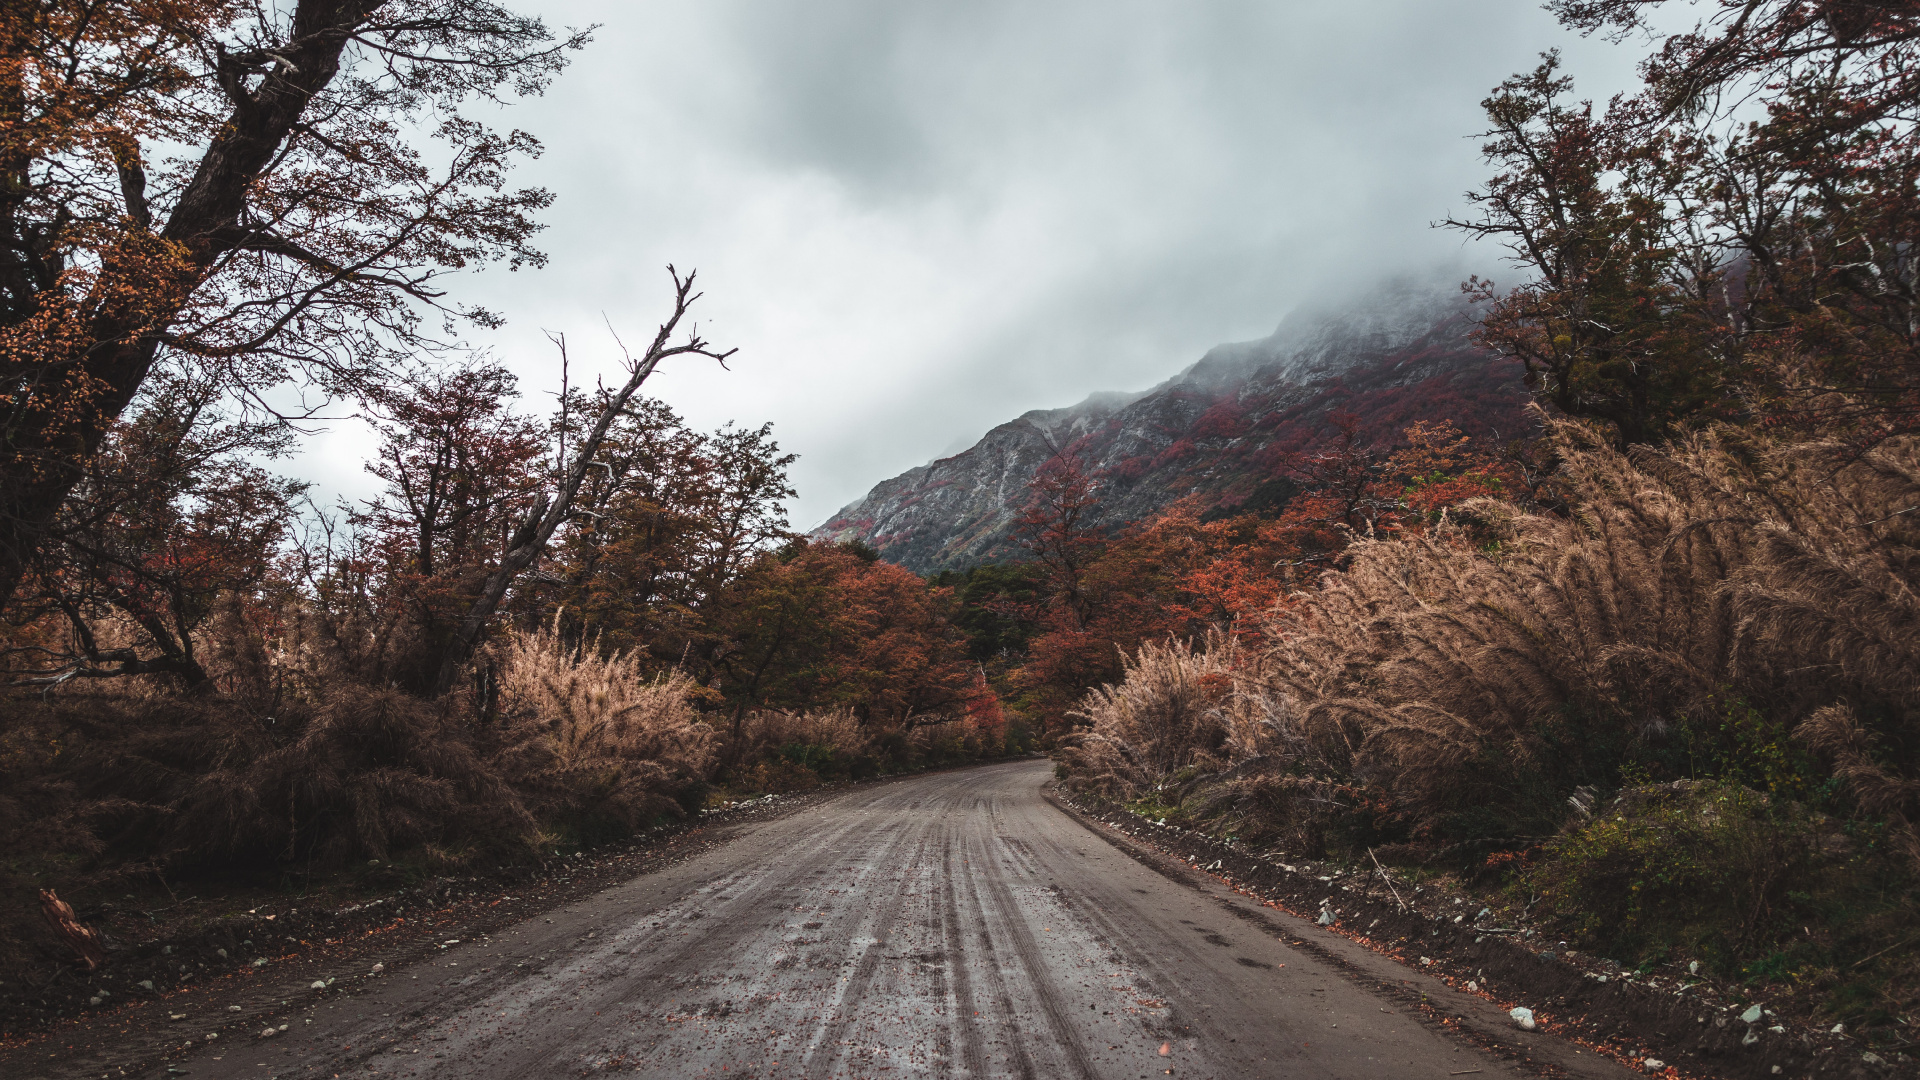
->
493, 619, 717, 840
1058, 637, 1230, 799
1521, 781, 1891, 979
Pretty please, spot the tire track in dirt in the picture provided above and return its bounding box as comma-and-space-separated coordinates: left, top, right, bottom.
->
151, 761, 1633, 1080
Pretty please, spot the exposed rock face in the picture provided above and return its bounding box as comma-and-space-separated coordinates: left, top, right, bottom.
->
813, 278, 1529, 574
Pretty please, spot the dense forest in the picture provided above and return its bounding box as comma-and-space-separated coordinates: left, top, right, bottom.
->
0, 0, 1917, 1056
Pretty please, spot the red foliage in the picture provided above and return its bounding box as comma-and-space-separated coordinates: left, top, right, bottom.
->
1194, 398, 1250, 439
711, 541, 975, 725
1152, 438, 1197, 469
1006, 416, 1530, 738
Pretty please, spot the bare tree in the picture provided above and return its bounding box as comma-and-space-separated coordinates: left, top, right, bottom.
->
431, 267, 734, 694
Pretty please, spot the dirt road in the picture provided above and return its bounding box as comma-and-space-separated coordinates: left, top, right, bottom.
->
165, 760, 1631, 1079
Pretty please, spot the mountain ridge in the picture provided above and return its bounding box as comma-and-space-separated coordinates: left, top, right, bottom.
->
813, 278, 1530, 574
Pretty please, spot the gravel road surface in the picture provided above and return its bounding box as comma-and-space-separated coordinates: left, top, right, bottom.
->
172, 760, 1633, 1079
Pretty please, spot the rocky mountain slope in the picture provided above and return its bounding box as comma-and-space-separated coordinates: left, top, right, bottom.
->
812, 278, 1530, 574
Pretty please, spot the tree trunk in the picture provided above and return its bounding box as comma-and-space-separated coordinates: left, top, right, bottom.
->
0, 1, 374, 607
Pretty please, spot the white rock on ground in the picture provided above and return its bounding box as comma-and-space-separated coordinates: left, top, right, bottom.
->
1509, 1007, 1536, 1031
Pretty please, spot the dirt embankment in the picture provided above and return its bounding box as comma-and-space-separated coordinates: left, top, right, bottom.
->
1048, 788, 1907, 1080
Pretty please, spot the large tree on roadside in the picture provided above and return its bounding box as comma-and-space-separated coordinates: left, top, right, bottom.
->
1460, 3, 1920, 443
0, 0, 586, 607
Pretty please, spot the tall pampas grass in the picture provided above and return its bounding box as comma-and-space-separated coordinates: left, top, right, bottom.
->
493, 616, 716, 830
1059, 637, 1231, 799
1065, 417, 1920, 864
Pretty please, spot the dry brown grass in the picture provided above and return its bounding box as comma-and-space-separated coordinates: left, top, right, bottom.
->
490, 618, 717, 836
1062, 419, 1920, 861
1058, 638, 1232, 799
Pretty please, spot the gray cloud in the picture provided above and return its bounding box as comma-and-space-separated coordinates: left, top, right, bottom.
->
291, 1, 1647, 528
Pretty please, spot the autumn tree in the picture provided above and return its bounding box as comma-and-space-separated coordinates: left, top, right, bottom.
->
539, 394, 715, 652
1446, 54, 1739, 448
346, 362, 545, 690
1461, 4, 1920, 443
5, 371, 304, 688
0, 1, 588, 607
709, 540, 974, 733
538, 396, 795, 661
930, 562, 1046, 661
1013, 449, 1106, 629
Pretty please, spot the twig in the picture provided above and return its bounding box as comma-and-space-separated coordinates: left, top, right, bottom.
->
1369, 847, 1408, 912
1850, 936, 1918, 969
28, 962, 67, 994
1851, 505, 1919, 529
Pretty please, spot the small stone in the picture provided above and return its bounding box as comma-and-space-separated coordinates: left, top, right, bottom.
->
205, 1032, 218, 1041
1768, 1026, 1785, 1034
1771, 1068, 1782, 1075
1688, 960, 1698, 974
215, 948, 227, 959
88, 996, 102, 1006
1644, 1060, 1664, 1070
1742, 1029, 1760, 1046
1465, 980, 1479, 992
310, 980, 327, 990
169, 1013, 187, 1022
1831, 1022, 1846, 1034
251, 958, 267, 967
1158, 1042, 1171, 1056
139, 980, 154, 990
228, 1005, 242, 1012
1741, 1005, 1764, 1024
1316, 910, 1335, 926
259, 1027, 277, 1039
1420, 956, 1432, 966
1509, 1006, 1536, 1031
1862, 1052, 1884, 1065
370, 963, 384, 974
278, 1024, 289, 1032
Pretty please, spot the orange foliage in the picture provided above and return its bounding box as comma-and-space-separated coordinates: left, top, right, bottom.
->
1008, 417, 1527, 737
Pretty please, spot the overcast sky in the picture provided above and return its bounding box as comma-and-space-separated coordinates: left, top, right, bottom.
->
295, 0, 1648, 529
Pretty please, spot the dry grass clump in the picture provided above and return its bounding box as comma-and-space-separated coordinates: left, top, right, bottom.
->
1056, 419, 1920, 1022
736, 707, 870, 762
0, 616, 724, 890
728, 708, 872, 792
1063, 420, 1920, 864
1248, 422, 1919, 854
1058, 637, 1231, 800
492, 619, 716, 833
